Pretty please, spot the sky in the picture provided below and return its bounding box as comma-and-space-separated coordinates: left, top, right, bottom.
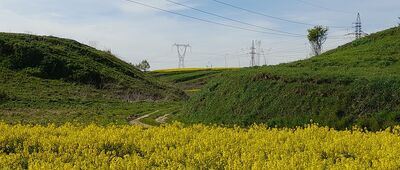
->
0, 0, 399, 70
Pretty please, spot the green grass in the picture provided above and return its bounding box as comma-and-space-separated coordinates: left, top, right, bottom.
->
0, 32, 185, 101
180, 27, 400, 131
153, 67, 239, 72
151, 68, 239, 92
0, 66, 180, 125
0, 100, 179, 125
140, 106, 182, 126
0, 33, 186, 125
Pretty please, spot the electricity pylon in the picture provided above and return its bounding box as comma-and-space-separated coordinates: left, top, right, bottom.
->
173, 44, 191, 68
249, 40, 262, 67
352, 13, 367, 39
250, 40, 256, 67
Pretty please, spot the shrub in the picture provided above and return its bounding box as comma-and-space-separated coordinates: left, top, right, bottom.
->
0, 90, 9, 102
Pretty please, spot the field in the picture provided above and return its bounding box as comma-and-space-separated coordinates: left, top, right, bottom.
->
1, 123, 400, 169
1, 24, 400, 170
153, 68, 240, 73
151, 68, 239, 93
2, 1, 400, 169
0, 100, 180, 126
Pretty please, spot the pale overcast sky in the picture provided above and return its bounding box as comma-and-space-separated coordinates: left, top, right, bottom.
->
0, 0, 399, 69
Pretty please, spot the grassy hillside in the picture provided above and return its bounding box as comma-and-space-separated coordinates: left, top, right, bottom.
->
0, 33, 185, 101
182, 27, 400, 130
151, 68, 239, 94
0, 66, 182, 125
0, 33, 185, 125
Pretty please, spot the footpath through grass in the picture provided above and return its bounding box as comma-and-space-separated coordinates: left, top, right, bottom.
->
0, 66, 182, 126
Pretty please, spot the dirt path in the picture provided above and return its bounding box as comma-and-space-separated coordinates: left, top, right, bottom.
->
129, 108, 175, 127
155, 114, 170, 124
129, 110, 160, 128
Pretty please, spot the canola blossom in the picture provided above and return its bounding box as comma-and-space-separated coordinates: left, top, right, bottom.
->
1, 123, 400, 169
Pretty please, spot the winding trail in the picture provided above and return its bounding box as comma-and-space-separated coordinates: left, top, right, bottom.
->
129, 110, 160, 128
155, 114, 170, 124
129, 110, 172, 127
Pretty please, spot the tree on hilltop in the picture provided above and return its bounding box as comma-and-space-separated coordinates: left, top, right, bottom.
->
308, 26, 328, 56
135, 60, 150, 72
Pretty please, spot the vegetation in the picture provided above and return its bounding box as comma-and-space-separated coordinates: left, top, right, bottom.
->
134, 60, 150, 72
151, 68, 239, 91
307, 25, 329, 56
182, 27, 400, 130
0, 32, 185, 101
153, 67, 239, 72
0, 62, 181, 125
140, 106, 181, 126
0, 33, 185, 125
1, 123, 400, 169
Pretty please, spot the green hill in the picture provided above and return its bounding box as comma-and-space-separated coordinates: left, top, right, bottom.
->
181, 27, 400, 130
0, 33, 185, 125
0, 33, 185, 101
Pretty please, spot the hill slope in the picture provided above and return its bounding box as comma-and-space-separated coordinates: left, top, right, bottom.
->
151, 68, 239, 96
0, 33, 185, 125
0, 32, 185, 101
182, 27, 400, 130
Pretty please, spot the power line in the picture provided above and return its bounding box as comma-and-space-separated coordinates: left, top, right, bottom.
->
269, 50, 308, 55
123, 0, 305, 38
271, 46, 308, 53
164, 0, 305, 36
211, 0, 349, 29
293, 0, 353, 15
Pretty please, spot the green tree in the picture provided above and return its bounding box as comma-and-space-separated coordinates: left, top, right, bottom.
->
307, 26, 329, 56
135, 60, 150, 72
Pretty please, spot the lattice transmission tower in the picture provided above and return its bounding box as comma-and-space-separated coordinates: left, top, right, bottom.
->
173, 44, 191, 68
250, 40, 256, 67
353, 13, 367, 39
249, 40, 263, 67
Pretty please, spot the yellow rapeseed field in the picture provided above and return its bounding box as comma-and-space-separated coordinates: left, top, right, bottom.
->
1, 122, 400, 169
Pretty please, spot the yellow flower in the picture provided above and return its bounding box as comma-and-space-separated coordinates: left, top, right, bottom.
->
0, 122, 400, 169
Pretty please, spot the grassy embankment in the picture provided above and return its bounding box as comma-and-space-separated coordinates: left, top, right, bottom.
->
151, 68, 239, 95
181, 27, 400, 130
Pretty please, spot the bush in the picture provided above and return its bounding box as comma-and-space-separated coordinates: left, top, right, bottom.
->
11, 44, 44, 69
0, 90, 9, 102
39, 56, 72, 79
